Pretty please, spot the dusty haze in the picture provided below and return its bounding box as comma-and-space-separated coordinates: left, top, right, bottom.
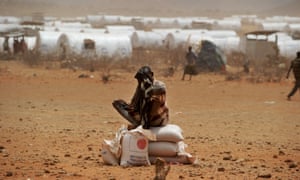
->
0, 0, 299, 17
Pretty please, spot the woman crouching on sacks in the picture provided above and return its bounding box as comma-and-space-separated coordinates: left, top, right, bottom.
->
113, 66, 169, 129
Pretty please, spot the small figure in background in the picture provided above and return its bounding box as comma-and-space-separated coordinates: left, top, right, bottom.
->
286, 51, 300, 100
182, 46, 198, 80
20, 36, 28, 54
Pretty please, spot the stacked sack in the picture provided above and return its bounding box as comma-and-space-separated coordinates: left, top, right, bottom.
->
101, 125, 155, 167
101, 124, 195, 166
148, 124, 195, 164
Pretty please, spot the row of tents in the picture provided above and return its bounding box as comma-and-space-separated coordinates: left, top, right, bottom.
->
2, 14, 300, 32
0, 26, 243, 60
1, 26, 299, 60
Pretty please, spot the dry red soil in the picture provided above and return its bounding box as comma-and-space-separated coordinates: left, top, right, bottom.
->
0, 61, 299, 179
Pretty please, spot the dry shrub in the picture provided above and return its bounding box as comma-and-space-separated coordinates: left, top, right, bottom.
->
22, 51, 42, 66
18, 46, 289, 84
131, 47, 185, 74
226, 51, 289, 83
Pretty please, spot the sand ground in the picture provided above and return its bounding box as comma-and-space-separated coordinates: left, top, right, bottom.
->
0, 60, 299, 179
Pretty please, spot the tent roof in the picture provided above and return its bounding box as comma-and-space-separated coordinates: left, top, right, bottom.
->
245, 30, 278, 36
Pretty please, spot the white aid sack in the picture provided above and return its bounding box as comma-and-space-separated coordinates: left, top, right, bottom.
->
101, 125, 127, 165
149, 141, 196, 164
148, 141, 178, 157
120, 129, 151, 167
149, 124, 184, 142
101, 140, 119, 165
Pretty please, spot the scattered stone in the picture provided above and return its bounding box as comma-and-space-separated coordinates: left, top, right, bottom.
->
217, 167, 225, 172
6, 171, 13, 177
238, 170, 245, 174
257, 172, 272, 178
178, 175, 184, 179
288, 162, 297, 168
223, 154, 232, 161
84, 156, 91, 160
58, 169, 67, 174
278, 150, 285, 156
236, 158, 245, 163
64, 153, 71, 157
284, 159, 293, 163
44, 169, 50, 173
0, 146, 5, 153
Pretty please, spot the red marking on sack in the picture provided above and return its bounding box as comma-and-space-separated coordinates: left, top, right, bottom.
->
137, 139, 147, 149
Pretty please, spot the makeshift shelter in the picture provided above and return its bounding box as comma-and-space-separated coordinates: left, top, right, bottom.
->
244, 30, 279, 60
185, 34, 214, 52
195, 40, 226, 72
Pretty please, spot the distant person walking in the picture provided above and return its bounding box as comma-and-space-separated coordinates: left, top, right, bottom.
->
286, 51, 300, 100
182, 46, 198, 80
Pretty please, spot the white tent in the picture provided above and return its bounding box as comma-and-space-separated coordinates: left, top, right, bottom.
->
0, 16, 21, 24
0, 24, 22, 33
42, 26, 106, 34
105, 25, 136, 34
142, 17, 160, 25
174, 18, 193, 28
212, 37, 242, 54
277, 40, 300, 59
86, 15, 103, 24
131, 31, 165, 49
155, 18, 177, 27
164, 30, 240, 53
45, 21, 92, 29
102, 15, 121, 24
36, 31, 63, 56
24, 36, 37, 51
205, 30, 237, 38
288, 24, 300, 33
164, 29, 208, 49
261, 22, 288, 31
268, 32, 293, 42
214, 19, 241, 31
119, 16, 134, 24
57, 32, 132, 60
265, 16, 300, 23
